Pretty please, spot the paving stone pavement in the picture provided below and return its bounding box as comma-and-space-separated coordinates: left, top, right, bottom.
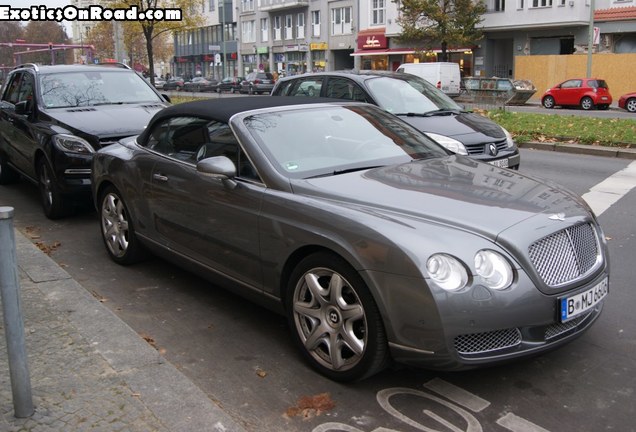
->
1, 229, 248, 432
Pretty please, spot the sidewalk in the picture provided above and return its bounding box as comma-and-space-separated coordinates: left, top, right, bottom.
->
1, 229, 248, 432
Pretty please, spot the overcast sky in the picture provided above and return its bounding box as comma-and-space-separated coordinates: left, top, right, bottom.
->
12, 0, 76, 36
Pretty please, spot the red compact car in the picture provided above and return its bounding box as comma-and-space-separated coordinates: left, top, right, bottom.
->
541, 78, 612, 110
618, 92, 636, 113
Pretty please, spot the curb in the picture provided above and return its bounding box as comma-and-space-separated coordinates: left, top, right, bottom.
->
518, 141, 636, 160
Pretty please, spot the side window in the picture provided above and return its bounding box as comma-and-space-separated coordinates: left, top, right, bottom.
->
145, 116, 209, 163
325, 78, 366, 102
288, 78, 322, 97
3, 72, 24, 105
17, 73, 34, 105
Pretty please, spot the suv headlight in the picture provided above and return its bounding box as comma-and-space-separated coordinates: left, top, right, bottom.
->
425, 132, 468, 155
52, 134, 94, 155
474, 250, 513, 290
503, 128, 515, 148
426, 253, 468, 291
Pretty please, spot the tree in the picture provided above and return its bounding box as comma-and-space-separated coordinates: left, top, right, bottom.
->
23, 21, 73, 64
0, 22, 25, 69
396, 0, 486, 62
86, 22, 115, 62
112, 0, 205, 84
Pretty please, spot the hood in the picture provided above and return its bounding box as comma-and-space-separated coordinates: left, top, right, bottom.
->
295, 156, 591, 240
44, 103, 166, 140
397, 111, 506, 145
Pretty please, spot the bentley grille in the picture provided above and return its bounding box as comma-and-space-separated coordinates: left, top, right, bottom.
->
528, 223, 600, 287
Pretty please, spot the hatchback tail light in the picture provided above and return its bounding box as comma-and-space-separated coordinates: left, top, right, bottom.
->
254, 79, 262, 84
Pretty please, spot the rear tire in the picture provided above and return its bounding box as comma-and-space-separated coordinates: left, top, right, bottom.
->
37, 157, 72, 219
580, 96, 594, 110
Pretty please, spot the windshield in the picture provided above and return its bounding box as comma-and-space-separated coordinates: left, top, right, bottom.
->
366, 75, 462, 115
244, 104, 449, 179
39, 71, 163, 108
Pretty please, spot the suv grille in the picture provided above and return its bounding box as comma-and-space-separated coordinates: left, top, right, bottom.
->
528, 223, 600, 287
465, 139, 508, 156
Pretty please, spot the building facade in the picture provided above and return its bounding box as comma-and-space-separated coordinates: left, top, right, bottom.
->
172, 0, 239, 80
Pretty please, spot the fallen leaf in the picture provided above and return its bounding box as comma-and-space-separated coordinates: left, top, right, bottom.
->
285, 393, 335, 419
256, 368, 267, 378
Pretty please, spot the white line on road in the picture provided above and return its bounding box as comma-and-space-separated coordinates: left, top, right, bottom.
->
497, 412, 552, 432
582, 160, 636, 216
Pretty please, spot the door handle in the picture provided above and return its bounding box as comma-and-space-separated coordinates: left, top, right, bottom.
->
152, 173, 168, 182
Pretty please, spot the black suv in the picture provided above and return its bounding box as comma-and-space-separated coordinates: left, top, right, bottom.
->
272, 70, 520, 169
0, 63, 170, 218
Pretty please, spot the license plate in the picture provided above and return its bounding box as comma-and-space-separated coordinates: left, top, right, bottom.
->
560, 277, 608, 322
489, 158, 508, 168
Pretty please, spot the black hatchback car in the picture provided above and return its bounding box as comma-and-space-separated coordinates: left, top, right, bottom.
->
272, 70, 520, 169
0, 63, 169, 218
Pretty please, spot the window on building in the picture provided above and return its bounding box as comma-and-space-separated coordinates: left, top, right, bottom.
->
372, 0, 385, 25
261, 18, 269, 42
241, 0, 254, 12
331, 7, 352, 36
518, 0, 524, 8
311, 10, 321, 37
274, 16, 282, 40
495, 0, 505, 11
531, 0, 552, 6
285, 14, 293, 40
297, 13, 305, 39
208, 0, 215, 11
242, 20, 255, 43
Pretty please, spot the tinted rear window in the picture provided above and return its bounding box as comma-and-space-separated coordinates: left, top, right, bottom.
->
590, 80, 608, 89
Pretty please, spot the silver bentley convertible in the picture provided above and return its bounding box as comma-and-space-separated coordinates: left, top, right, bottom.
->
91, 97, 609, 381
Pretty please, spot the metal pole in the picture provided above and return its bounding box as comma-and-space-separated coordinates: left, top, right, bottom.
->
0, 207, 34, 418
586, 0, 595, 78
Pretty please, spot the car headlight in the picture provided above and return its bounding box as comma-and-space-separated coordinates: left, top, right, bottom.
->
52, 134, 94, 155
474, 250, 513, 290
426, 253, 468, 291
502, 128, 515, 148
425, 133, 468, 155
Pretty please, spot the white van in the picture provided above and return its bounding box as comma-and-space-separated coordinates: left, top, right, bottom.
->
396, 62, 461, 97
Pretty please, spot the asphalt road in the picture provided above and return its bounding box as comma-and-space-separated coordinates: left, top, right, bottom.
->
2, 149, 635, 432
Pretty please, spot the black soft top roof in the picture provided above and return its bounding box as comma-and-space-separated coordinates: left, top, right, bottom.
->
154, 96, 340, 123
138, 96, 344, 143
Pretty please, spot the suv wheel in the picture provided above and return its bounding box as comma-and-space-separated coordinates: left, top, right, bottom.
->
0, 154, 20, 184
37, 158, 71, 219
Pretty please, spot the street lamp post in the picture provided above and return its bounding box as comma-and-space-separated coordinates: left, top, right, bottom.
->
587, 0, 595, 78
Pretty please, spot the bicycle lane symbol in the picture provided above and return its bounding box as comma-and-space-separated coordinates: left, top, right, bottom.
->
312, 378, 551, 432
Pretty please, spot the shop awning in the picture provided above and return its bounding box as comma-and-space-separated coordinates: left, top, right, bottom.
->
351, 47, 473, 56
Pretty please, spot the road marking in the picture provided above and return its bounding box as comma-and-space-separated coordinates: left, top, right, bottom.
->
497, 413, 551, 432
582, 160, 636, 216
423, 378, 490, 412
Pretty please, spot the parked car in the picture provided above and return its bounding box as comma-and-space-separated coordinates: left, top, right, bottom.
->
153, 77, 166, 90
272, 70, 520, 169
0, 63, 169, 218
163, 76, 185, 91
92, 96, 609, 382
618, 92, 636, 112
541, 78, 612, 110
240, 71, 275, 95
184, 76, 218, 92
215, 76, 244, 93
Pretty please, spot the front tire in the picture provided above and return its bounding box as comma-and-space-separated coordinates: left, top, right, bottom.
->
580, 96, 594, 110
626, 98, 636, 113
286, 252, 389, 382
37, 157, 71, 219
99, 185, 146, 265
542, 96, 555, 109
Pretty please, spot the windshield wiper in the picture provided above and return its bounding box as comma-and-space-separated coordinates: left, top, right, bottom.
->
306, 165, 382, 179
394, 108, 466, 117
